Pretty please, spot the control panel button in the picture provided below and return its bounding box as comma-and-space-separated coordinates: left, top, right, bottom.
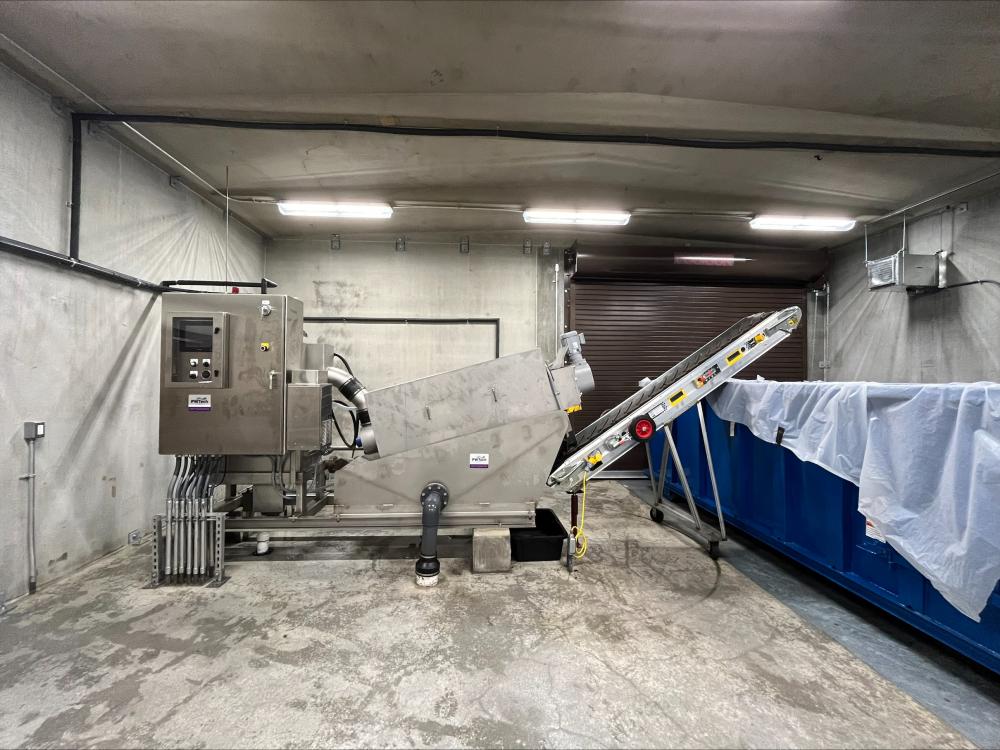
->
189, 358, 198, 367
202, 358, 211, 367
189, 370, 198, 380
201, 370, 212, 380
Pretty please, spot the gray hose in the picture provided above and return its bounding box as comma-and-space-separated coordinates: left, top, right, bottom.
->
165, 457, 181, 576
327, 366, 377, 454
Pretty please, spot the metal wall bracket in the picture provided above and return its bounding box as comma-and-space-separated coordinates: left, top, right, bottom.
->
395, 237, 407, 253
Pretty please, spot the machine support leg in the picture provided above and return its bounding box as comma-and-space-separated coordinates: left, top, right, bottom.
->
696, 402, 727, 540
644, 443, 658, 497
655, 430, 671, 502
663, 427, 703, 531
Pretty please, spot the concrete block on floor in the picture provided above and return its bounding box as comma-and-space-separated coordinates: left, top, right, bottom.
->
472, 527, 511, 573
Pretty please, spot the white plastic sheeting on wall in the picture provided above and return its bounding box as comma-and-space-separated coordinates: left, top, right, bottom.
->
80, 126, 262, 285
815, 190, 1000, 382
0, 63, 69, 251
0, 61, 264, 600
711, 379, 1000, 621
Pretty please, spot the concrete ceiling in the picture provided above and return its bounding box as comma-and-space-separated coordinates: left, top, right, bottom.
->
3, 0, 1000, 249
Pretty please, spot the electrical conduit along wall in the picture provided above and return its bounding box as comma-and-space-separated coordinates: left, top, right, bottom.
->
0, 61, 265, 600
266, 237, 551, 389
818, 188, 1000, 382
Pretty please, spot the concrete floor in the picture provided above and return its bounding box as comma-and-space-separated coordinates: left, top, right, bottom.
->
619, 480, 1000, 750
0, 481, 979, 749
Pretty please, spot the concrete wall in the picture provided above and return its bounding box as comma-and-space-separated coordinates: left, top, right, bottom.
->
265, 237, 561, 389
0, 62, 264, 601
813, 189, 1000, 382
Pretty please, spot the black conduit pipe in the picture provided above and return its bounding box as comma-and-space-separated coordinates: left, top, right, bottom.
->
72, 112, 1000, 158
1, 234, 170, 293
68, 111, 1000, 261
70, 115, 82, 260
416, 482, 449, 586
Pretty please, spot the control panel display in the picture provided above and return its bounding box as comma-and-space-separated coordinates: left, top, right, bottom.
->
167, 312, 228, 388
174, 317, 214, 352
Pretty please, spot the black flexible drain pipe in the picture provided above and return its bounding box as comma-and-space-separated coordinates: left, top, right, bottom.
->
416, 482, 449, 587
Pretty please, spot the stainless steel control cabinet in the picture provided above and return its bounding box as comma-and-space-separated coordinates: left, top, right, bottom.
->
159, 293, 304, 455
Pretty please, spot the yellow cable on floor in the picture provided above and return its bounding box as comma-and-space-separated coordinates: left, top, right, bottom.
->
572, 471, 589, 559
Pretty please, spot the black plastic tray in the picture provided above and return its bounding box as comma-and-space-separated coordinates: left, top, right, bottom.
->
510, 507, 567, 562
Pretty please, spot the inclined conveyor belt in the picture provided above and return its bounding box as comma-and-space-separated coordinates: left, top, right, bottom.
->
548, 306, 801, 492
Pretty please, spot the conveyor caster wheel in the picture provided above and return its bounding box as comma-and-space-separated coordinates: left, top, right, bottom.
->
708, 541, 720, 560
649, 507, 664, 524
629, 414, 656, 442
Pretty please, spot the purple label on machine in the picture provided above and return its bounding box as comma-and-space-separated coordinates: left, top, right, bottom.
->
188, 394, 211, 412
469, 453, 489, 469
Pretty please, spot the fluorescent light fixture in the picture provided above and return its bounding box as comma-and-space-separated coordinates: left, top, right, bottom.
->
277, 201, 393, 219
749, 215, 855, 232
522, 209, 631, 226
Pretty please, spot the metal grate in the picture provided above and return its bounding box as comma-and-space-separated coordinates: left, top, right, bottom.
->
868, 255, 899, 288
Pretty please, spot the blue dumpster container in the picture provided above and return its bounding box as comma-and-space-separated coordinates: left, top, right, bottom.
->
650, 406, 1000, 676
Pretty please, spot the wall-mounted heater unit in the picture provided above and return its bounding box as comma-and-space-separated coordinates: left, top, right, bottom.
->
866, 213, 948, 291
867, 250, 939, 290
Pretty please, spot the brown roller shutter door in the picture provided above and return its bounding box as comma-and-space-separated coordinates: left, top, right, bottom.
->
569, 280, 807, 468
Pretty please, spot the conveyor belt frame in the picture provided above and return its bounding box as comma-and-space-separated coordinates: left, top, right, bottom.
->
548, 306, 801, 494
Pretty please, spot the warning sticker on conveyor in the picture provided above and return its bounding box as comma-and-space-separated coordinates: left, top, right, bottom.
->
864, 517, 886, 543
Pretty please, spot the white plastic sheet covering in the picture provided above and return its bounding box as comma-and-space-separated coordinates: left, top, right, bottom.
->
709, 380, 1000, 621
0, 61, 266, 599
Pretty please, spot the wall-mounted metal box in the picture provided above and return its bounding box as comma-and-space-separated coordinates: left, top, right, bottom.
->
159, 293, 304, 455
868, 251, 938, 290
286, 381, 333, 450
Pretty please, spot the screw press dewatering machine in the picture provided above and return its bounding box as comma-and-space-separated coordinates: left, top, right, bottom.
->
152, 290, 800, 586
